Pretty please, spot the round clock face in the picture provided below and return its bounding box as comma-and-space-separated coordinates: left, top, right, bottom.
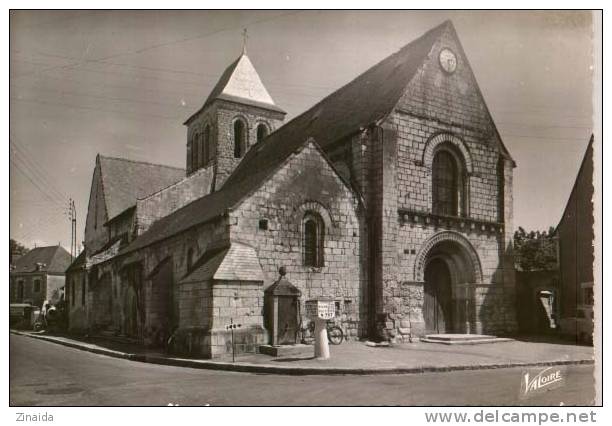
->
439, 48, 457, 74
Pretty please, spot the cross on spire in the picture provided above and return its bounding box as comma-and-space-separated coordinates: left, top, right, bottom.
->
242, 28, 248, 54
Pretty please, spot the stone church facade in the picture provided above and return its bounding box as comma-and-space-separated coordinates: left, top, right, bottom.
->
66, 21, 517, 358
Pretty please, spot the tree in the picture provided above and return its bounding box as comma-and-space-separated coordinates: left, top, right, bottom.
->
513, 227, 558, 271
9, 238, 29, 263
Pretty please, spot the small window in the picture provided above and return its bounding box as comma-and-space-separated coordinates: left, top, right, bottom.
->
303, 213, 325, 267
34, 279, 41, 293
81, 277, 86, 306
584, 287, 594, 306
233, 119, 247, 158
71, 279, 75, 307
17, 280, 24, 301
258, 219, 269, 230
187, 248, 194, 272
256, 123, 269, 144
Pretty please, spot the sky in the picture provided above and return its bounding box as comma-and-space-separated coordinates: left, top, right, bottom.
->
9, 10, 596, 251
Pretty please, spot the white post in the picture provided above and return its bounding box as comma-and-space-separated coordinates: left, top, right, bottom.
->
314, 317, 330, 360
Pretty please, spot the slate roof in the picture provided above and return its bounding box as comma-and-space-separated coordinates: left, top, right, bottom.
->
184, 53, 285, 124
98, 155, 185, 220
554, 134, 595, 234
122, 20, 510, 255
11, 245, 72, 275
180, 242, 265, 283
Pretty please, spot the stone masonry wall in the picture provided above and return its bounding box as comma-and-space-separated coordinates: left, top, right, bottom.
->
373, 24, 517, 339
231, 141, 367, 341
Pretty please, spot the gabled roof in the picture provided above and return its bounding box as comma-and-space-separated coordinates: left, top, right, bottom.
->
11, 245, 72, 275
553, 134, 595, 235
184, 53, 285, 124
180, 242, 264, 283
98, 155, 185, 220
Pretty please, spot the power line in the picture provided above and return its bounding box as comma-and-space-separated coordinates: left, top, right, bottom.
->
9, 157, 67, 210
10, 137, 70, 203
12, 11, 301, 80
10, 96, 183, 121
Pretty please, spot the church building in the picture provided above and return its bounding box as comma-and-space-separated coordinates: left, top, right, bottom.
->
66, 20, 517, 358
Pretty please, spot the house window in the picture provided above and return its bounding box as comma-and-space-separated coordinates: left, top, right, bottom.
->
17, 280, 24, 301
256, 123, 269, 144
303, 213, 325, 267
432, 148, 466, 216
203, 125, 211, 165
233, 119, 247, 158
259, 219, 269, 230
34, 279, 41, 293
71, 279, 75, 307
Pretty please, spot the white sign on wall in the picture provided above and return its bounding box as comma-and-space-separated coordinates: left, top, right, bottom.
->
305, 299, 336, 320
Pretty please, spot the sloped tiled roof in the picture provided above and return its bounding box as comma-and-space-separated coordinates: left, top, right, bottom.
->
180, 242, 264, 283
11, 245, 72, 275
98, 155, 185, 220
185, 53, 285, 124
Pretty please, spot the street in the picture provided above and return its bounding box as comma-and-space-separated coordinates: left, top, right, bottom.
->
10, 334, 596, 406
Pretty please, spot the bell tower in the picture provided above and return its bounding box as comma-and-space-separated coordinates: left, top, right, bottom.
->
183, 33, 285, 190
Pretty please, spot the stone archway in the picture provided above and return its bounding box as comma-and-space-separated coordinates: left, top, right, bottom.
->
415, 232, 483, 334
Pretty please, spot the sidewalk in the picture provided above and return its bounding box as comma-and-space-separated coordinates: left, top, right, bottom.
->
10, 330, 594, 376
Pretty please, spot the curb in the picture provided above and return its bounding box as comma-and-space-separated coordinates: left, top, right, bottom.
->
11, 330, 594, 376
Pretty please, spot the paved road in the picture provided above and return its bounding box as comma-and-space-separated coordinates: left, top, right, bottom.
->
10, 334, 596, 406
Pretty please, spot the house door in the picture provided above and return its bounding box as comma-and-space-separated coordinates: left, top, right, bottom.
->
277, 296, 299, 345
424, 258, 453, 334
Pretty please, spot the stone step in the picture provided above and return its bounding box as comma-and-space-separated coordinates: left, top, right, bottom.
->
421, 334, 514, 345
258, 344, 313, 357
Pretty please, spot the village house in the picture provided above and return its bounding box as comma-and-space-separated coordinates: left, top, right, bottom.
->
10, 245, 72, 308
554, 135, 595, 343
66, 20, 518, 358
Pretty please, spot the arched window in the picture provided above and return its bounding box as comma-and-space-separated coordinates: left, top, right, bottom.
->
198, 133, 204, 168
203, 125, 211, 165
233, 119, 247, 158
187, 248, 194, 272
256, 123, 269, 144
432, 148, 466, 217
192, 133, 199, 171
303, 213, 325, 267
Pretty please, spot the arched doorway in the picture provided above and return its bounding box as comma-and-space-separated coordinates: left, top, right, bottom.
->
424, 258, 452, 333
415, 232, 483, 335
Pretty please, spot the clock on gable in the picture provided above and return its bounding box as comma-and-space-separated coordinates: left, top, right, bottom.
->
439, 48, 457, 74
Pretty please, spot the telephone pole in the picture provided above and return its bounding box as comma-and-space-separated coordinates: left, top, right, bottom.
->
68, 199, 76, 261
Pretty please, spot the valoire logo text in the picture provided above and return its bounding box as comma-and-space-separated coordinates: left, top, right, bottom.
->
520, 367, 565, 398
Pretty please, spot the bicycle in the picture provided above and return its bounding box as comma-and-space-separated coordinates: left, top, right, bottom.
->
307, 320, 344, 345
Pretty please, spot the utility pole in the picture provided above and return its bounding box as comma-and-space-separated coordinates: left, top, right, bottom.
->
68, 199, 76, 260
